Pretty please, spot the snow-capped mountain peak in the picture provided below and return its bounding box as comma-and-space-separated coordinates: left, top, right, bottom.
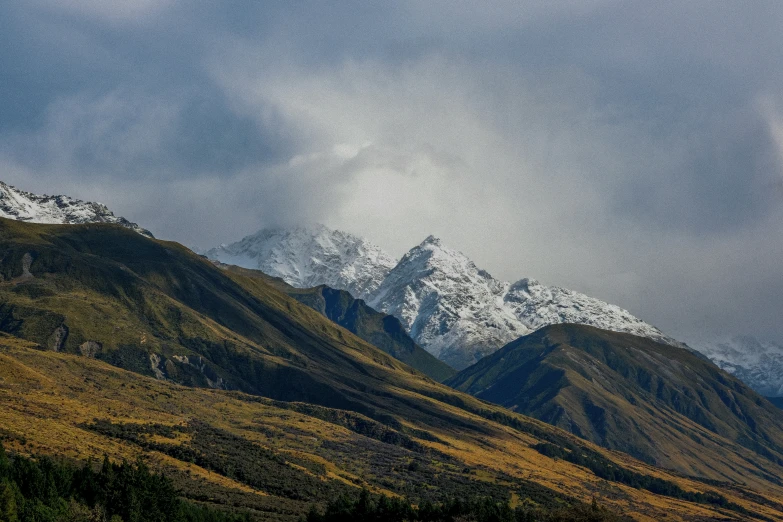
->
205, 226, 681, 370
420, 234, 442, 246
368, 237, 529, 368
0, 181, 153, 238
205, 224, 397, 300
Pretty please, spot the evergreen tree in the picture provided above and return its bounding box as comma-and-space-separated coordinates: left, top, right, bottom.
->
0, 442, 249, 522
0, 480, 19, 522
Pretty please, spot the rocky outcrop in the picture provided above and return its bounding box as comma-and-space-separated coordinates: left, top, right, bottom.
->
47, 325, 68, 352
79, 341, 102, 358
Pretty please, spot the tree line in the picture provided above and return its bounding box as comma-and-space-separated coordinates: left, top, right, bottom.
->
305, 489, 625, 522
0, 442, 249, 522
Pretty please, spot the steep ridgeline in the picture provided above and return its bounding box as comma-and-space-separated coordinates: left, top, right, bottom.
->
0, 180, 153, 237
690, 336, 783, 398
6, 219, 782, 520
206, 228, 677, 371
447, 324, 783, 479
204, 224, 396, 300
369, 236, 677, 370
218, 264, 456, 382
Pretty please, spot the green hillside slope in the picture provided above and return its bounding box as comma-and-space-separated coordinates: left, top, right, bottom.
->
4, 336, 783, 521
447, 324, 783, 478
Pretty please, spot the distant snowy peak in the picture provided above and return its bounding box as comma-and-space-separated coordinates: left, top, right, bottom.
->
0, 181, 153, 238
369, 235, 676, 369
206, 226, 680, 370
368, 236, 528, 369
205, 224, 397, 300
691, 336, 783, 397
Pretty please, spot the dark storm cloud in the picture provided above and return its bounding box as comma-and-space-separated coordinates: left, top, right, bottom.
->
611, 107, 783, 235
1, 1, 783, 344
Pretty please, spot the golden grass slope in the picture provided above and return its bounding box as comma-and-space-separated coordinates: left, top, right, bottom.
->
1, 336, 782, 521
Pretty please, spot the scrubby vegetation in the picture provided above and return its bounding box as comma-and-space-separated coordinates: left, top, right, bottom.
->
83, 419, 546, 508
84, 420, 354, 503
532, 442, 763, 519
304, 489, 625, 522
0, 442, 249, 522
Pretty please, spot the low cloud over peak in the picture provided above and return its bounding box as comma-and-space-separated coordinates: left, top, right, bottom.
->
2, 1, 782, 344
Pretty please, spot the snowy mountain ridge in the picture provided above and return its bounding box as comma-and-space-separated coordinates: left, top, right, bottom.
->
0, 181, 153, 238
206, 225, 679, 370
205, 224, 397, 300
690, 336, 783, 397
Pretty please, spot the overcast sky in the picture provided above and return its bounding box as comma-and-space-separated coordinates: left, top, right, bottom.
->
2, 2, 782, 344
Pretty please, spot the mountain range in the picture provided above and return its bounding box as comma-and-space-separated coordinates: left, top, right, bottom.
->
3, 183, 783, 519
1, 181, 780, 395
7, 217, 783, 520
207, 227, 678, 370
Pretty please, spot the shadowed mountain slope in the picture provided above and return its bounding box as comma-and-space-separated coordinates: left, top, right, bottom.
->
768, 397, 783, 409
219, 265, 456, 381
447, 324, 783, 479
205, 227, 679, 372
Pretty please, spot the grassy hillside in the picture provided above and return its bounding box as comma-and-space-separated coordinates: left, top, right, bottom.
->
3, 337, 783, 521
1, 218, 783, 520
447, 324, 783, 480
224, 266, 455, 381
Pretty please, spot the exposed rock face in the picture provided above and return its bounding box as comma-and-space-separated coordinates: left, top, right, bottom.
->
149, 353, 166, 380
146, 351, 227, 389
79, 341, 102, 358
21, 253, 33, 279
47, 325, 68, 352
171, 355, 226, 389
